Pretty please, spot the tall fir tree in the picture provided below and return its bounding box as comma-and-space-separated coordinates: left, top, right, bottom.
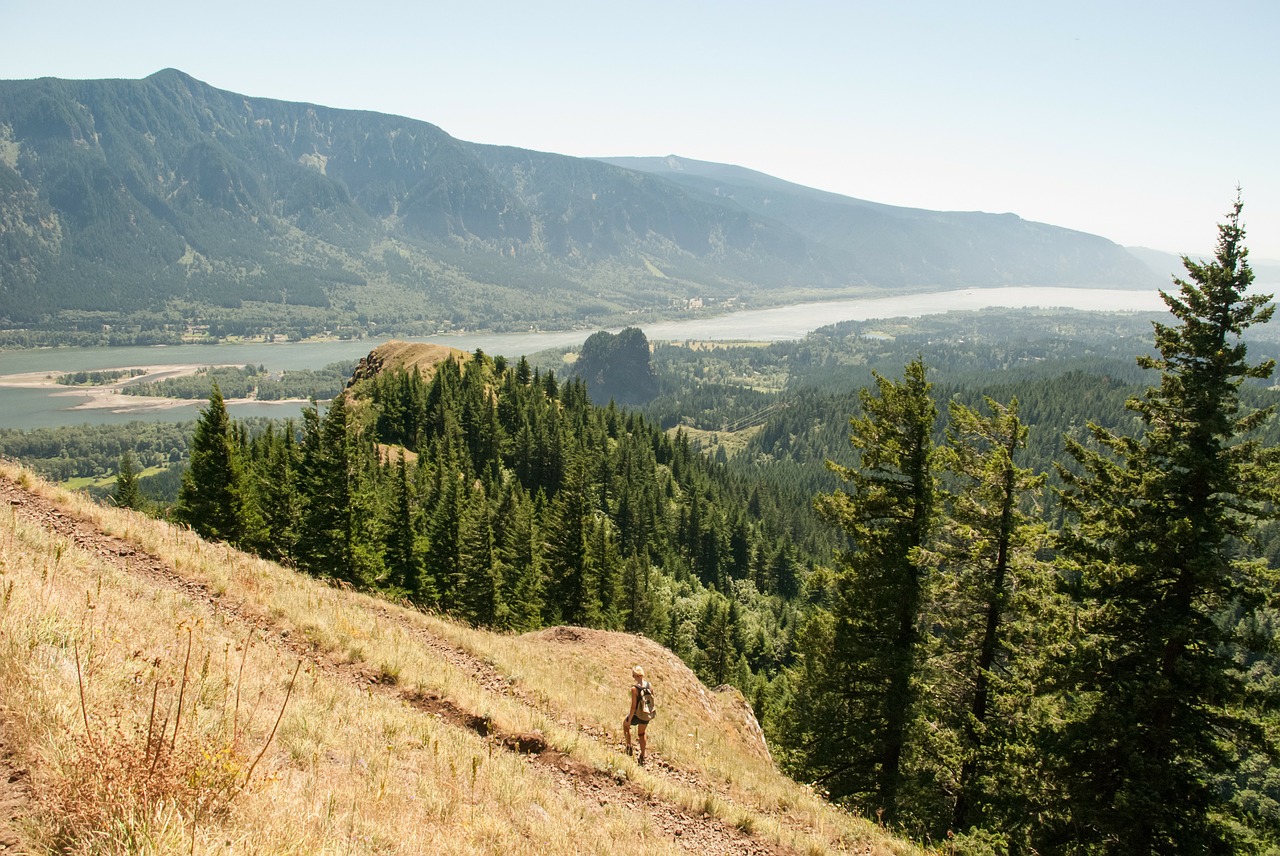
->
424, 434, 465, 611
589, 513, 624, 629
385, 451, 424, 597
457, 480, 498, 625
696, 593, 739, 686
916, 396, 1057, 844
493, 481, 543, 631
544, 450, 600, 625
621, 550, 655, 634
1054, 199, 1280, 854
786, 358, 938, 822
295, 395, 383, 585
176, 383, 245, 544
254, 422, 300, 564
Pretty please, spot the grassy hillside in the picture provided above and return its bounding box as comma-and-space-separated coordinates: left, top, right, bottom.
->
0, 461, 921, 855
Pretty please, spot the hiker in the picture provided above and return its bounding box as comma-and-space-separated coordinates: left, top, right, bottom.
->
624, 665, 652, 764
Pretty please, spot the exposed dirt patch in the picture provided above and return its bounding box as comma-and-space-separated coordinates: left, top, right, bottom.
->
0, 475, 802, 856
548, 626, 583, 642
403, 688, 494, 737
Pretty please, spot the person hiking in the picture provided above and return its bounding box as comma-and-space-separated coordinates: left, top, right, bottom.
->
624, 665, 653, 764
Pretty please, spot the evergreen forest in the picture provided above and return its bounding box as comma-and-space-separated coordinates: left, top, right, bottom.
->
5, 204, 1280, 853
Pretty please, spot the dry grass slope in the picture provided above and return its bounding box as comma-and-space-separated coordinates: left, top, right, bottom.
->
348, 341, 473, 387
0, 461, 924, 856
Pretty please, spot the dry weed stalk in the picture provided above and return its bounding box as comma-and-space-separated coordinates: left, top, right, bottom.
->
233, 630, 252, 742
241, 658, 301, 790
49, 629, 300, 848
73, 638, 95, 750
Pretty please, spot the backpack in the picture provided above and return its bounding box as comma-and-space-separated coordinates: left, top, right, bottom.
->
636, 680, 657, 721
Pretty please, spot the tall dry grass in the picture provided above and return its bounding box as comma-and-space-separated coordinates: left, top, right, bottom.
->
0, 462, 922, 855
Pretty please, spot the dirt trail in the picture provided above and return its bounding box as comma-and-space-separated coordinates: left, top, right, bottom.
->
364, 602, 713, 794
0, 476, 801, 856
0, 720, 29, 854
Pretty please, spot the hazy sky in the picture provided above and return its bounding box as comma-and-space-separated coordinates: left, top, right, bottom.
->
5, 0, 1278, 259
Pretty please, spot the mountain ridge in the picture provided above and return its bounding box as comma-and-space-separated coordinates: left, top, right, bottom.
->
0, 70, 1157, 339
598, 154, 1150, 290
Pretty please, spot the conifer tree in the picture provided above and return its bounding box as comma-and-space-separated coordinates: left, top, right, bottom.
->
788, 357, 938, 822
589, 514, 623, 628
458, 480, 498, 625
251, 422, 300, 563
918, 396, 1056, 842
294, 401, 326, 567
114, 449, 143, 510
621, 551, 654, 634
425, 438, 465, 611
464, 352, 503, 482
544, 451, 600, 625
763, 538, 801, 599
1055, 199, 1280, 853
728, 516, 752, 581
696, 593, 740, 686
385, 451, 423, 597
176, 383, 245, 544
232, 421, 266, 549
346, 429, 387, 584
493, 481, 543, 630
295, 395, 383, 585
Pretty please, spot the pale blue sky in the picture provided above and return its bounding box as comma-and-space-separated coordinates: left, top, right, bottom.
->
4, 0, 1278, 259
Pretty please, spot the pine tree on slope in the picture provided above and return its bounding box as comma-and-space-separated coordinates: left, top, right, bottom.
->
1054, 199, 1280, 853
176, 383, 244, 544
788, 357, 938, 822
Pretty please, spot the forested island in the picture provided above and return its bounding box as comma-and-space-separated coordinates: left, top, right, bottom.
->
2, 207, 1278, 853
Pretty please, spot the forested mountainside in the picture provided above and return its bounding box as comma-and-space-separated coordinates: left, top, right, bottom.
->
170, 340, 824, 697
0, 70, 1155, 342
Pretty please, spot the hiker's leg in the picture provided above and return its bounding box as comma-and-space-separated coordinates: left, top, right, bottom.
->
623, 719, 632, 752
637, 723, 647, 761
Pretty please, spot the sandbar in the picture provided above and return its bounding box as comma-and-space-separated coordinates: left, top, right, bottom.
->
0, 365, 312, 413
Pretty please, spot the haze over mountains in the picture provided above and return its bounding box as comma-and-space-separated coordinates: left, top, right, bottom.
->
0, 69, 1157, 334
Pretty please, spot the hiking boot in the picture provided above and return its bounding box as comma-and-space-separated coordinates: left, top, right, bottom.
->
638, 753, 646, 766
626, 745, 633, 757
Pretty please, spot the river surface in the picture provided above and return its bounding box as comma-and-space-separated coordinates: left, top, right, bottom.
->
0, 287, 1170, 429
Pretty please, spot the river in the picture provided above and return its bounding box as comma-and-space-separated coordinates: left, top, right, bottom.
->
0, 287, 1171, 429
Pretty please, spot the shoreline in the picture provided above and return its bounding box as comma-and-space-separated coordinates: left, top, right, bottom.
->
0, 364, 314, 414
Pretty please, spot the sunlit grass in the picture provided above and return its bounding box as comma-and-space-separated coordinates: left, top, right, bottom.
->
0, 461, 922, 855
63, 465, 167, 491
